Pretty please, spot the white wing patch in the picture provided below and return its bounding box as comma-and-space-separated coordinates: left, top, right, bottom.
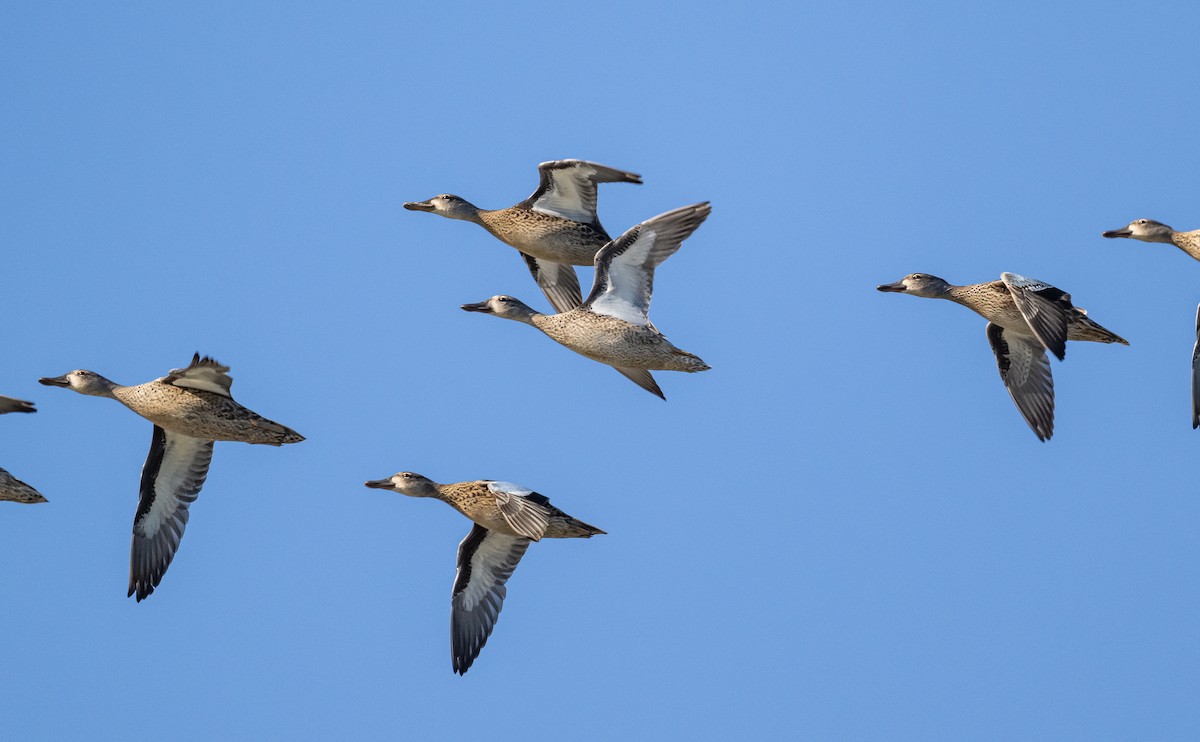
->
1000, 272, 1052, 292
451, 526, 531, 673
531, 171, 594, 223
486, 481, 535, 497
128, 428, 214, 600
589, 227, 659, 325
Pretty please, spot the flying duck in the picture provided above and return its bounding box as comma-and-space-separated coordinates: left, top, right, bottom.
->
404, 159, 642, 315
1104, 218, 1200, 426
461, 202, 712, 399
364, 472, 604, 675
40, 354, 304, 600
877, 272, 1128, 441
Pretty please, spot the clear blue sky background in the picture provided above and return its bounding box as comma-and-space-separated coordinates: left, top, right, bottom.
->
3, 2, 1200, 739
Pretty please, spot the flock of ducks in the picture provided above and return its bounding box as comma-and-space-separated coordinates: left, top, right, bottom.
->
5, 157, 1198, 672
878, 217, 1200, 441
2, 159, 714, 675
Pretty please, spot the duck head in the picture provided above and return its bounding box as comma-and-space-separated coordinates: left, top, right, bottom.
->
364, 471, 438, 498
876, 273, 953, 298
403, 194, 478, 221
460, 295, 539, 322
38, 369, 117, 397
1102, 218, 1175, 243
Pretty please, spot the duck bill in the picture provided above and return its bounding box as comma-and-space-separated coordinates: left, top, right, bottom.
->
1101, 229, 1132, 238
38, 375, 70, 387
460, 301, 492, 313
364, 479, 395, 490
403, 200, 435, 212
876, 281, 907, 293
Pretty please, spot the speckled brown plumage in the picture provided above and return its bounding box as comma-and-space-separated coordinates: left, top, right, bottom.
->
945, 281, 1127, 344
531, 309, 710, 371
396, 476, 604, 539
111, 382, 302, 444
0, 467, 46, 504
474, 208, 611, 265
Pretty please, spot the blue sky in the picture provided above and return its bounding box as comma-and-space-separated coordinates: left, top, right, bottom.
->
4, 2, 1200, 739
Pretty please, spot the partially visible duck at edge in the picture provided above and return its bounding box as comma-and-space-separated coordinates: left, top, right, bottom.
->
1104, 218, 1200, 428
1, 395, 46, 504
1103, 219, 1200, 261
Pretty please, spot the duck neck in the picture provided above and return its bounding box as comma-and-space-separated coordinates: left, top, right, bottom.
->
1170, 230, 1200, 261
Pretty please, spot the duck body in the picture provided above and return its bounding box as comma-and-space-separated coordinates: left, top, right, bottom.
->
531, 309, 710, 372
110, 381, 301, 445
943, 280, 1127, 345
475, 207, 611, 265
417, 479, 605, 539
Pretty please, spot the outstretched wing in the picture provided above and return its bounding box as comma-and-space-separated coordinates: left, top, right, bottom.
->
128, 426, 214, 601
585, 202, 711, 325
1001, 273, 1070, 361
486, 481, 550, 541
521, 159, 641, 226
451, 525, 531, 675
163, 354, 233, 397
987, 323, 1055, 441
520, 253, 583, 314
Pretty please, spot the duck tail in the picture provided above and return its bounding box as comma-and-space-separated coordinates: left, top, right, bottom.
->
1075, 315, 1129, 345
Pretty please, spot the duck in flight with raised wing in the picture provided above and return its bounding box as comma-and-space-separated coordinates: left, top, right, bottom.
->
404, 159, 642, 315
1, 395, 46, 504
461, 202, 712, 399
40, 354, 304, 600
877, 273, 1128, 441
364, 472, 604, 675
1103, 219, 1200, 428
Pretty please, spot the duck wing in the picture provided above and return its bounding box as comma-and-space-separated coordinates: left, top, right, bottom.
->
520, 253, 583, 313
987, 323, 1055, 441
128, 426, 214, 601
451, 524, 531, 675
1001, 273, 1070, 361
521, 159, 641, 227
486, 481, 551, 541
584, 202, 711, 326
612, 367, 665, 399
163, 353, 233, 397
1192, 304, 1200, 429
